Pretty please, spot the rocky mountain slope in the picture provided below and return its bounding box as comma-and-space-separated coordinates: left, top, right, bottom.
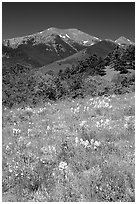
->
39, 39, 117, 74
2, 33, 87, 68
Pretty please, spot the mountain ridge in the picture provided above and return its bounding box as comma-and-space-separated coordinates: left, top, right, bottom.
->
3, 27, 134, 46
2, 27, 101, 48
2, 27, 134, 70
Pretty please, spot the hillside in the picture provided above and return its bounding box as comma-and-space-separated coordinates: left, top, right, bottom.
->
39, 40, 117, 74
2, 43, 135, 108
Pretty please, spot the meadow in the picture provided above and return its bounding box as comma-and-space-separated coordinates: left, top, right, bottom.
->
2, 92, 135, 202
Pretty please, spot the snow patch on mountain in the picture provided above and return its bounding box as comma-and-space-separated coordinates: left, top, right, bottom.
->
65, 34, 70, 38
59, 34, 70, 39
94, 37, 101, 40
83, 40, 88, 44
59, 34, 66, 39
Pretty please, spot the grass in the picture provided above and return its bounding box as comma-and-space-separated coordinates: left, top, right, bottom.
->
2, 92, 135, 202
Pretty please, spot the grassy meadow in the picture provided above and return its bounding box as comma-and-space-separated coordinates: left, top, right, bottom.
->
2, 92, 135, 202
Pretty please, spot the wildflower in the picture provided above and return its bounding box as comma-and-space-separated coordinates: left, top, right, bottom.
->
28, 128, 32, 136
80, 138, 90, 148
25, 107, 32, 111
79, 120, 87, 127
75, 137, 79, 145
26, 141, 31, 147
9, 169, 13, 173
47, 125, 50, 130
13, 128, 21, 135
124, 123, 128, 128
59, 161, 68, 171
105, 118, 110, 124
51, 146, 56, 152
80, 138, 83, 143
100, 119, 104, 124
94, 141, 101, 147
6, 145, 10, 150
70, 107, 74, 112
96, 121, 100, 127
84, 140, 89, 147
90, 139, 94, 144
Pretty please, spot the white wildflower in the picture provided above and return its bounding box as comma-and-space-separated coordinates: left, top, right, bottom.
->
109, 105, 112, 108
47, 125, 50, 130
80, 120, 87, 127
125, 116, 133, 121
105, 119, 110, 125
90, 139, 94, 144
80, 138, 90, 148
59, 161, 68, 171
80, 138, 84, 144
84, 140, 89, 148
28, 128, 32, 136
100, 119, 104, 124
6, 145, 10, 150
13, 128, 21, 135
71, 107, 73, 112
124, 123, 128, 128
26, 141, 31, 147
75, 137, 79, 145
48, 145, 56, 153
25, 107, 32, 111
96, 121, 100, 127
18, 136, 24, 142
94, 141, 101, 147
51, 146, 56, 152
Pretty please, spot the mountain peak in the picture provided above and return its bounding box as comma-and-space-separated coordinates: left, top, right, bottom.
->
115, 36, 134, 45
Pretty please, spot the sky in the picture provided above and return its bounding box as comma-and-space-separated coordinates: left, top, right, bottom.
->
2, 2, 135, 41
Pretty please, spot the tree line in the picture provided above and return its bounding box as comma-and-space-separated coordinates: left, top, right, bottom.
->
2, 44, 135, 108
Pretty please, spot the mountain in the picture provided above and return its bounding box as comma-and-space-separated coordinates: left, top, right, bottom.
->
115, 36, 134, 45
2, 27, 134, 71
39, 39, 117, 74
3, 27, 101, 48
2, 33, 88, 69
2, 29, 135, 108
2, 27, 101, 69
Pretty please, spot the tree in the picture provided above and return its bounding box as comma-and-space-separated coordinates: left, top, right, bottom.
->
33, 72, 58, 101
82, 75, 110, 96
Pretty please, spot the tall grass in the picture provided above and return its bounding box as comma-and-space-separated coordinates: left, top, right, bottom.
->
2, 92, 135, 201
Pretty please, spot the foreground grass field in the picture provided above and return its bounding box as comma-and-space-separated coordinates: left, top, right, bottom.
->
2, 92, 135, 202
